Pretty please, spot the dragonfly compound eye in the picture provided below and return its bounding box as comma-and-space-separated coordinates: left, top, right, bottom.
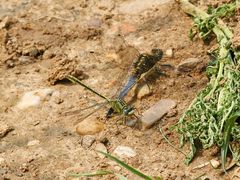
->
151, 48, 163, 58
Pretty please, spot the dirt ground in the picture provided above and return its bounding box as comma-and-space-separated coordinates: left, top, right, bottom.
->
0, 0, 238, 179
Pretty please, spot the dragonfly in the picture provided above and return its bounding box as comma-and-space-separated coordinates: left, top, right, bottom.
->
106, 48, 163, 117
65, 36, 163, 121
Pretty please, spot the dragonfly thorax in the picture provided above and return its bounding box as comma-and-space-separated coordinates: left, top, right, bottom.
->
110, 98, 134, 116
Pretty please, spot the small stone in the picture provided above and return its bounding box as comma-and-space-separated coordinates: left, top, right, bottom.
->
95, 143, 108, 159
114, 166, 122, 171
210, 159, 221, 168
0, 123, 14, 138
137, 84, 152, 99
27, 139, 40, 146
15, 172, 24, 177
177, 58, 202, 72
166, 48, 173, 57
87, 18, 102, 28
19, 56, 32, 64
42, 49, 55, 60
76, 119, 104, 135
125, 119, 138, 127
0, 157, 5, 164
81, 135, 96, 148
6, 59, 15, 68
16, 88, 55, 109
141, 99, 176, 130
113, 146, 136, 158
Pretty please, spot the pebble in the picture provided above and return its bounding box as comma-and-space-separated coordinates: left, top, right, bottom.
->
0, 123, 14, 138
16, 88, 55, 109
137, 84, 152, 99
81, 135, 96, 148
0, 157, 5, 164
87, 18, 102, 28
125, 119, 138, 127
166, 48, 173, 57
113, 146, 136, 158
76, 119, 104, 135
141, 99, 176, 130
118, 0, 171, 14
95, 143, 108, 159
177, 58, 202, 72
210, 159, 221, 168
27, 139, 40, 146
19, 56, 32, 64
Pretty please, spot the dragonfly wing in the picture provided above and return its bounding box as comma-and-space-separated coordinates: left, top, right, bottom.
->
105, 35, 140, 116
108, 35, 140, 98
64, 101, 108, 116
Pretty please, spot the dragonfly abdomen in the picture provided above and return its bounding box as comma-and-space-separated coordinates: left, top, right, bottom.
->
118, 76, 138, 99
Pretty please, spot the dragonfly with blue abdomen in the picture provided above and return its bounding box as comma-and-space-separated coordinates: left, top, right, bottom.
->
64, 35, 163, 121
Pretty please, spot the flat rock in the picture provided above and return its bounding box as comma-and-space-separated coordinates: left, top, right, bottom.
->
16, 88, 55, 109
76, 119, 104, 135
95, 143, 107, 159
141, 99, 176, 130
177, 58, 202, 72
81, 135, 96, 148
0, 123, 14, 138
118, 0, 171, 14
113, 146, 136, 158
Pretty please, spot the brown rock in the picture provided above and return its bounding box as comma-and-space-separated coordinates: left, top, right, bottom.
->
141, 99, 176, 130
177, 58, 202, 72
76, 119, 104, 135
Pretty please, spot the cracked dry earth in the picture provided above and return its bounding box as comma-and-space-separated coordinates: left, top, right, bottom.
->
0, 0, 238, 179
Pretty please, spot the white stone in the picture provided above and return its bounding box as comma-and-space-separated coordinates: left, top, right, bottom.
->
210, 159, 221, 168
27, 140, 40, 146
166, 48, 173, 57
95, 143, 108, 159
0, 157, 5, 164
113, 146, 136, 158
16, 88, 55, 109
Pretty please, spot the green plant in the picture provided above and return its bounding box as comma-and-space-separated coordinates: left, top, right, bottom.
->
69, 151, 162, 180
176, 0, 240, 171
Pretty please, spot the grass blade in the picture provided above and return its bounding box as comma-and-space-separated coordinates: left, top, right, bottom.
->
221, 112, 240, 172
97, 151, 153, 180
69, 170, 113, 177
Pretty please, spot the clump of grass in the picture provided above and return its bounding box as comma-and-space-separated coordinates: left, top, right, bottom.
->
176, 0, 240, 171
69, 151, 162, 180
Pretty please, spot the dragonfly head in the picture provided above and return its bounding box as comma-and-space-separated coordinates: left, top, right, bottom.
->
123, 106, 135, 116
151, 48, 163, 59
